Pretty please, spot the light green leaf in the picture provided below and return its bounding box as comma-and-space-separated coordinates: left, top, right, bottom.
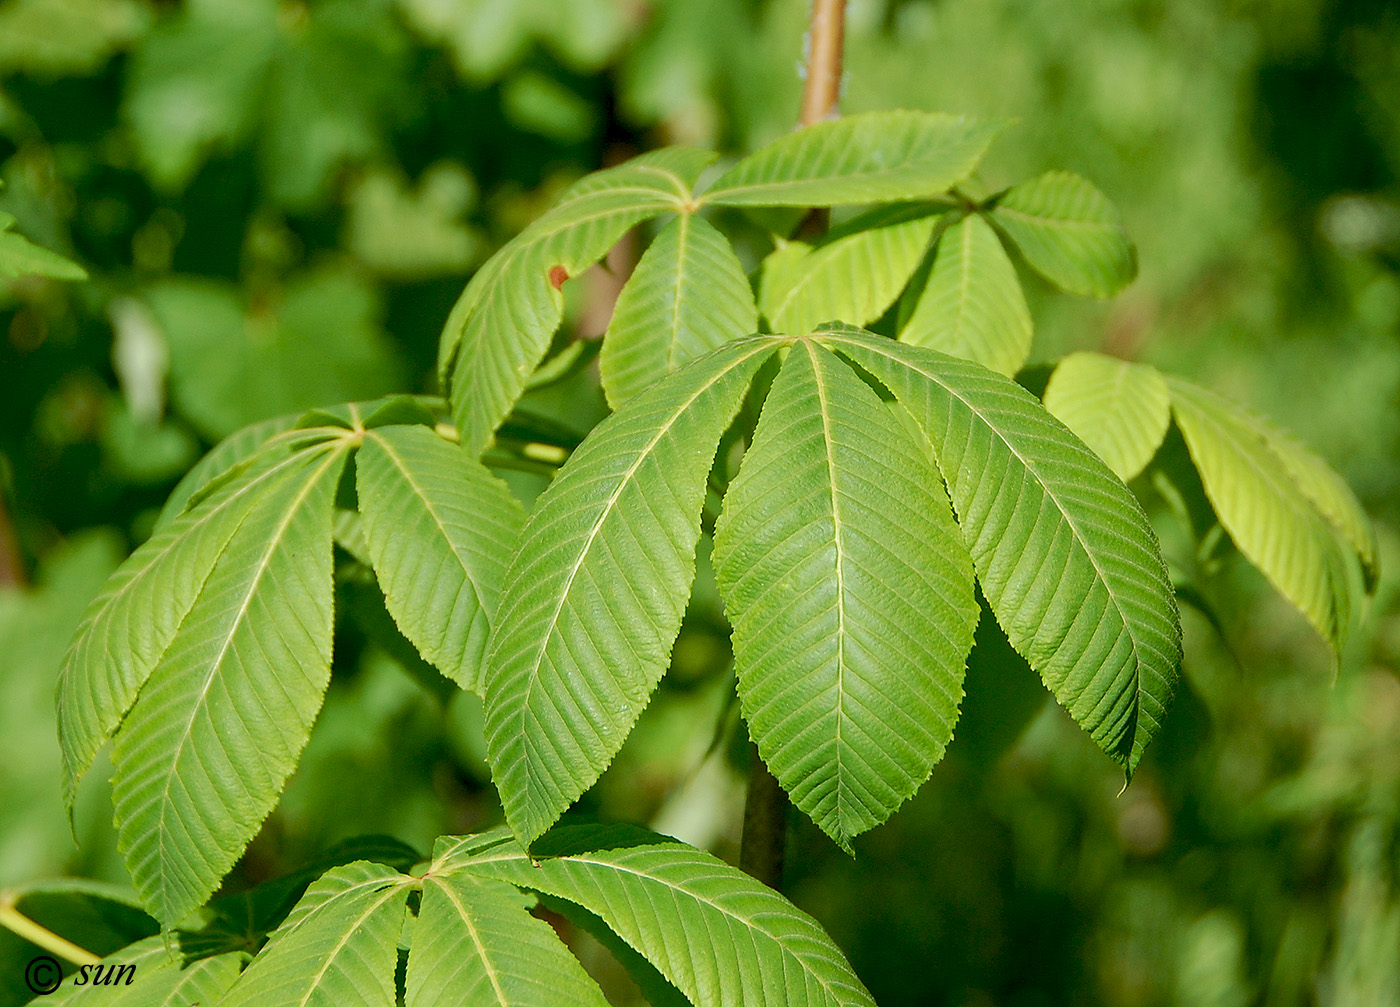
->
601, 212, 757, 408
450, 825, 876, 1007
1042, 352, 1170, 481
821, 327, 1180, 773
990, 171, 1136, 297
714, 342, 977, 848
57, 447, 331, 813
702, 111, 1004, 207
0, 211, 87, 280
357, 426, 525, 691
220, 861, 411, 1007
759, 206, 941, 336
442, 148, 714, 456
1167, 378, 1358, 653
407, 873, 610, 1007
33, 937, 242, 1006
483, 338, 776, 844
111, 447, 346, 925
900, 212, 1031, 376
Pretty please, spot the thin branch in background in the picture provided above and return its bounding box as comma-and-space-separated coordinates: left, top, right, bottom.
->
0, 492, 26, 587
800, 0, 846, 127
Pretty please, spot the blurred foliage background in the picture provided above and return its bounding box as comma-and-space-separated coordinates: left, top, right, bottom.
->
2, 0, 1399, 1004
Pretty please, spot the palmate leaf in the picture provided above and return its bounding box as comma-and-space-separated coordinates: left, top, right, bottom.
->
111, 446, 347, 925
483, 338, 776, 844
601, 212, 757, 409
821, 326, 1180, 773
57, 442, 339, 813
219, 861, 411, 1007
407, 873, 611, 1007
357, 426, 524, 691
700, 110, 1004, 207
445, 825, 876, 1007
759, 205, 942, 336
713, 342, 977, 849
990, 171, 1136, 298
900, 212, 1032, 376
153, 414, 302, 531
442, 148, 715, 456
1167, 378, 1358, 654
1042, 351, 1171, 481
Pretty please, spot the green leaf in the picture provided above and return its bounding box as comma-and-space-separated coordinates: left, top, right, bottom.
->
220, 861, 411, 1007
702, 111, 1004, 207
821, 327, 1180, 773
759, 206, 941, 336
714, 342, 977, 848
1042, 352, 1170, 481
407, 873, 611, 1007
449, 825, 876, 1007
601, 212, 758, 408
0, 212, 87, 280
441, 148, 715, 456
57, 447, 330, 812
34, 937, 242, 1005
899, 212, 1031, 376
483, 338, 776, 844
357, 426, 525, 691
989, 171, 1136, 298
111, 447, 346, 925
1167, 378, 1358, 653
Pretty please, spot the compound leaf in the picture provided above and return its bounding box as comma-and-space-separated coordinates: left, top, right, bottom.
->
483, 338, 776, 844
1168, 378, 1358, 653
1042, 352, 1170, 481
702, 111, 1003, 207
357, 426, 524, 691
407, 873, 610, 1007
442, 148, 714, 456
219, 861, 411, 1007
714, 342, 977, 849
759, 206, 941, 336
452, 825, 876, 1007
601, 212, 757, 409
990, 171, 1136, 297
900, 212, 1031, 376
111, 446, 346, 925
821, 327, 1180, 773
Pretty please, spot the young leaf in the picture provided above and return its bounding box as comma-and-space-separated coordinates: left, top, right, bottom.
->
0, 210, 87, 280
357, 425, 525, 691
1167, 378, 1357, 653
759, 206, 942, 336
601, 212, 757, 408
220, 861, 411, 1007
701, 111, 1004, 207
407, 873, 611, 1007
452, 825, 877, 1007
111, 447, 346, 925
57, 447, 326, 813
900, 212, 1032, 376
821, 326, 1181, 773
441, 148, 714, 456
990, 171, 1136, 297
713, 341, 978, 849
1042, 351, 1171, 481
483, 338, 777, 844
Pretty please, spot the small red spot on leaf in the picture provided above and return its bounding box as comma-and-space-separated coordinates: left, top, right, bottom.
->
548, 265, 568, 290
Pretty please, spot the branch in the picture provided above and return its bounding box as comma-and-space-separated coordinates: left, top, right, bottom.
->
799, 0, 846, 127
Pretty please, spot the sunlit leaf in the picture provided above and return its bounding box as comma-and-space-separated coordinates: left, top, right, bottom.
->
1042, 351, 1170, 480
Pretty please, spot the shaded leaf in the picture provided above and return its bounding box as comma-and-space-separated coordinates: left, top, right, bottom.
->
990, 171, 1136, 297
0, 211, 87, 280
821, 326, 1180, 773
900, 212, 1031, 376
483, 339, 776, 843
357, 426, 524, 691
703, 111, 1004, 207
714, 341, 978, 848
1042, 351, 1170, 481
601, 212, 757, 408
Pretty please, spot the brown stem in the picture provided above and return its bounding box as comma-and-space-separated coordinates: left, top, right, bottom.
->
739, 742, 788, 889
0, 491, 26, 587
799, 0, 846, 127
